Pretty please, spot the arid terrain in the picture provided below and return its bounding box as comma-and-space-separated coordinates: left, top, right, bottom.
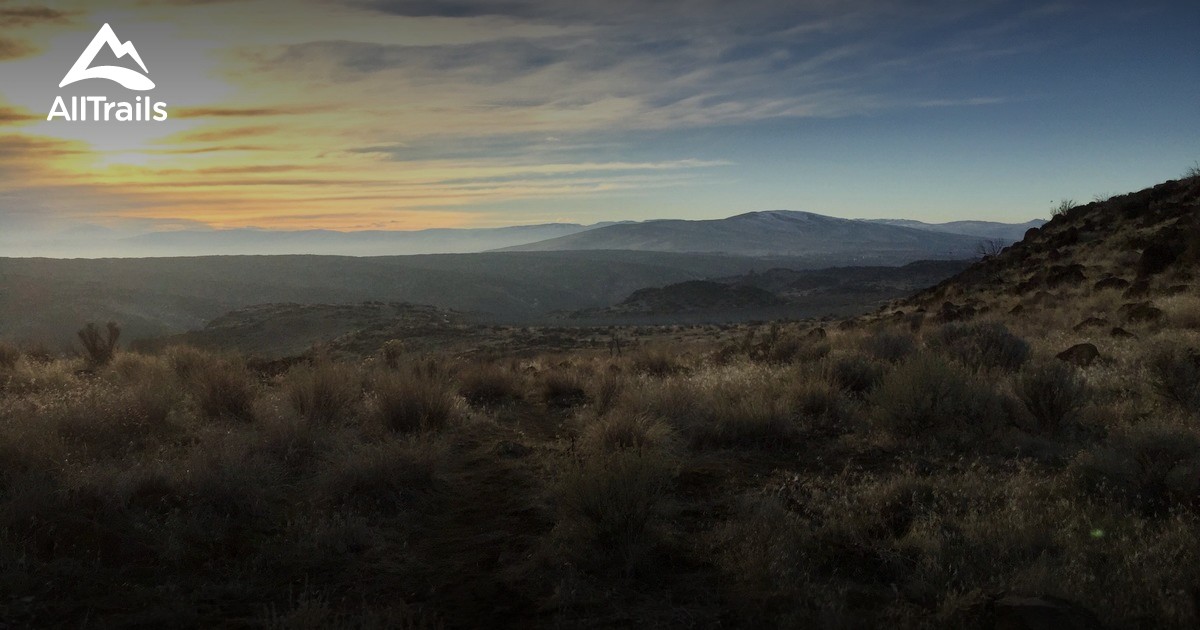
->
1, 174, 1198, 628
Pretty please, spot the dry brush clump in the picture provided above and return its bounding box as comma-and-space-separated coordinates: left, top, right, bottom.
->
456, 361, 525, 408
1012, 359, 1089, 432
552, 450, 674, 576
869, 354, 1010, 440
284, 360, 363, 424
367, 370, 463, 434
927, 321, 1031, 373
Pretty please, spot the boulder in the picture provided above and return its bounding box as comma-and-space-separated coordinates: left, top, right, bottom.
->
1093, 277, 1130, 291
938, 301, 977, 322
1046, 264, 1086, 288
1119, 301, 1164, 323
1057, 343, 1101, 367
1110, 327, 1138, 339
1073, 317, 1108, 332
1123, 279, 1151, 298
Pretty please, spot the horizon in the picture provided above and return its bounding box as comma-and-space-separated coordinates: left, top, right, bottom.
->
1, 0, 1197, 252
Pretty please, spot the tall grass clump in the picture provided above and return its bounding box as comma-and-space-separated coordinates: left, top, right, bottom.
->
578, 411, 679, 455
1013, 360, 1088, 431
368, 371, 460, 434
457, 362, 523, 408
928, 321, 1030, 372
193, 359, 258, 421
284, 361, 362, 424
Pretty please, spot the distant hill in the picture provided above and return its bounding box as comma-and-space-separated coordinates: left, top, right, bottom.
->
608, 281, 784, 315
2, 223, 605, 258
0, 250, 875, 345
865, 218, 1046, 242
497, 210, 999, 259
571, 259, 971, 320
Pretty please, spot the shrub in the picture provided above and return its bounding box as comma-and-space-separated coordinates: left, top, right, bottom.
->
315, 440, 443, 515
579, 412, 679, 455
553, 451, 672, 575
368, 372, 460, 433
828, 354, 885, 397
791, 378, 845, 425
380, 339, 406, 369
693, 387, 799, 448
630, 348, 682, 377
1147, 344, 1200, 413
78, 322, 120, 367
869, 355, 1006, 438
863, 330, 917, 363
1071, 420, 1200, 514
543, 371, 588, 408
928, 321, 1030, 372
166, 345, 215, 380
193, 359, 258, 421
1013, 360, 1088, 431
284, 361, 362, 424
457, 363, 523, 408
765, 337, 830, 364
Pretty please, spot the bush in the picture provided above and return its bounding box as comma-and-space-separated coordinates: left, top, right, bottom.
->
1071, 420, 1200, 514
193, 359, 258, 421
631, 348, 682, 377
1013, 360, 1088, 431
368, 372, 460, 433
284, 361, 362, 424
863, 330, 917, 363
928, 321, 1030, 372
693, 387, 799, 448
579, 412, 679, 455
543, 371, 588, 408
1147, 344, 1200, 413
457, 363, 523, 408
554, 451, 672, 575
869, 355, 1006, 438
379, 339, 406, 369
316, 440, 443, 515
828, 354, 885, 397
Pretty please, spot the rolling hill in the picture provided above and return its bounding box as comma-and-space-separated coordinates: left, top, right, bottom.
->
497, 210, 1002, 259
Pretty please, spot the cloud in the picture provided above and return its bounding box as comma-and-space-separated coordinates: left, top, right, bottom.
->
0, 105, 38, 125
173, 105, 328, 118
0, 6, 73, 27
0, 37, 35, 60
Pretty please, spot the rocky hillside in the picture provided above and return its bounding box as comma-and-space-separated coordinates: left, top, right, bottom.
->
900, 175, 1199, 328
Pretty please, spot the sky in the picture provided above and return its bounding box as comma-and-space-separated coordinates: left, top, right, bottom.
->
0, 0, 1197, 244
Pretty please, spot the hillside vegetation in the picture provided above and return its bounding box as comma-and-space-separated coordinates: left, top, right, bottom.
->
1, 175, 1197, 628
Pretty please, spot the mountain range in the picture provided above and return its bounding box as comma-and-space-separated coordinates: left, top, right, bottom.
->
496, 211, 1031, 259
4, 211, 1041, 259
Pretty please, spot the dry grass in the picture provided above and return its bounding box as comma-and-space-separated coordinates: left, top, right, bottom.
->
3, 296, 1200, 627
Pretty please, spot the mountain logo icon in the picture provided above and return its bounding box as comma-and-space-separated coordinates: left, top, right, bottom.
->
59, 23, 155, 91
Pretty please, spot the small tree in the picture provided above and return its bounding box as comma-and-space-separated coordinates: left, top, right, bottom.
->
1186, 162, 1200, 180
78, 321, 120, 366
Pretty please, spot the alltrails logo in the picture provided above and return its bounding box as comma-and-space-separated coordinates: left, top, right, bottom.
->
47, 23, 168, 122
